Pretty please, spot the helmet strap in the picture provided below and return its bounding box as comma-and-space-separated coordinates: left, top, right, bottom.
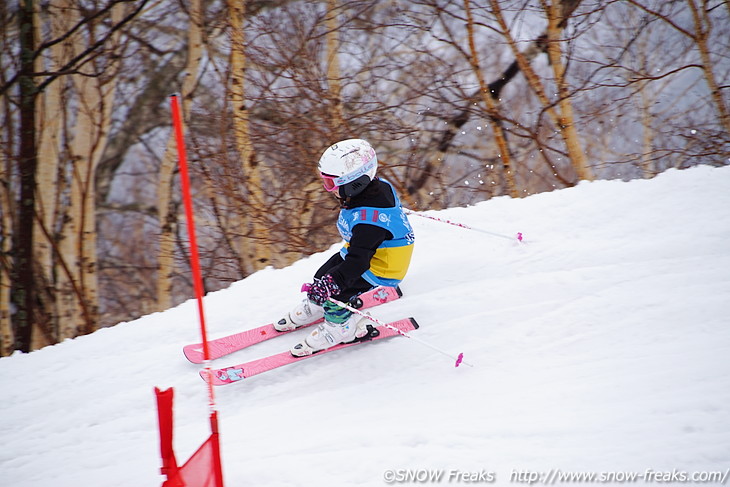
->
337, 195, 351, 208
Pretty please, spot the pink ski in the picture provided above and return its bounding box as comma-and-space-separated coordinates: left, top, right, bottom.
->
201, 317, 418, 385
183, 285, 402, 363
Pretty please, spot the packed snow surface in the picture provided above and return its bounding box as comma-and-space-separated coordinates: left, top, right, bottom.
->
2, 166, 730, 486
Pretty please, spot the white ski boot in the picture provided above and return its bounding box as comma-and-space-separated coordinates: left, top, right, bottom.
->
275, 299, 324, 332
290, 313, 375, 356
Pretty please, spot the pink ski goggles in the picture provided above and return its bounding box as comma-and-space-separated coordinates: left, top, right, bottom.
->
320, 172, 343, 192
319, 157, 377, 193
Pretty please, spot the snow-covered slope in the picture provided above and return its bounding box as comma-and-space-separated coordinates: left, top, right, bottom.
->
2, 166, 730, 487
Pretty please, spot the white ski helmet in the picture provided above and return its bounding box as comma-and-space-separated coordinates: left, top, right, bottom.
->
318, 138, 378, 198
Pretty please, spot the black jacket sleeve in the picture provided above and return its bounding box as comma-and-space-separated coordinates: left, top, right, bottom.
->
328, 223, 391, 290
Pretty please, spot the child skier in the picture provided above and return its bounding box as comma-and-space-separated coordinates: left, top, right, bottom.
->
275, 138, 415, 356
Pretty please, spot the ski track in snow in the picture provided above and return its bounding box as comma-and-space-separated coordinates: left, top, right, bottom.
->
2, 166, 730, 486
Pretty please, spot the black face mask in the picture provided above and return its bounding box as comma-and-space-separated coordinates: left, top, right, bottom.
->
338, 174, 371, 199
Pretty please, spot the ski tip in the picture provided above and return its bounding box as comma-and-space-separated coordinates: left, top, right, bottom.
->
183, 346, 204, 364
408, 317, 420, 330
395, 285, 404, 297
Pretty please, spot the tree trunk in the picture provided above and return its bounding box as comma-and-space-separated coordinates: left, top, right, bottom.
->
464, 0, 518, 197
157, 0, 203, 312
156, 135, 178, 312
12, 0, 38, 353
686, 0, 730, 135
542, 0, 593, 181
228, 0, 272, 275
33, 0, 70, 347
1, 22, 15, 356
638, 68, 657, 178
326, 0, 346, 135
0, 158, 12, 356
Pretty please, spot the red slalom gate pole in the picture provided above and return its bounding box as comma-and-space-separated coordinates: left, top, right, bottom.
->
169, 94, 224, 487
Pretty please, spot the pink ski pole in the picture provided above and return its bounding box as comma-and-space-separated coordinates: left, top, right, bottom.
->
328, 297, 472, 368
404, 208, 523, 242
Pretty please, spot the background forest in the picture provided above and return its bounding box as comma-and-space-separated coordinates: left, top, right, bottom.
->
1, 0, 728, 355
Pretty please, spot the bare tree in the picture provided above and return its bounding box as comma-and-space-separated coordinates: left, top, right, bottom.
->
626, 0, 730, 134
1, 0, 149, 354
2, 0, 727, 355
573, 0, 729, 177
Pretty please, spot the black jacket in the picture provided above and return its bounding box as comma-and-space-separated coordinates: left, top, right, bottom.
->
318, 178, 397, 293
